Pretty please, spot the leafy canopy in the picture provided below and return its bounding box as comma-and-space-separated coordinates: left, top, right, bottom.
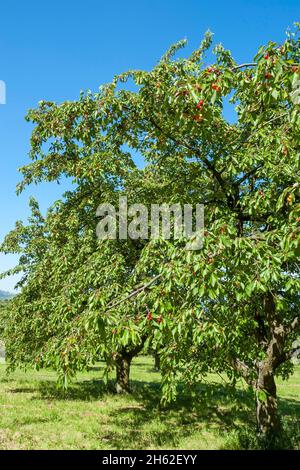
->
1, 27, 299, 396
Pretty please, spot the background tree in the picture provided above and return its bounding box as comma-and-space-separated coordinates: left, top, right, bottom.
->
1, 188, 154, 392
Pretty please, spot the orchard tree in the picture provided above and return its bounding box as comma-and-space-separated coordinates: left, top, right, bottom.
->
0, 300, 9, 339
4, 181, 164, 390
111, 28, 300, 441
1, 25, 300, 443
1, 184, 152, 393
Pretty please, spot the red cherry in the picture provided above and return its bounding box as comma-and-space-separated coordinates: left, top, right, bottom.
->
147, 312, 153, 321
265, 54, 269, 60
196, 100, 204, 109
212, 83, 221, 92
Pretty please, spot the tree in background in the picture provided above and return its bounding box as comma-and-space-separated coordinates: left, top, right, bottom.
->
1, 186, 153, 393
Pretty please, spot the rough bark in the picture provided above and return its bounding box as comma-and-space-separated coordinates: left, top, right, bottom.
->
115, 353, 132, 394
256, 362, 281, 437
115, 336, 147, 393
231, 293, 298, 442
255, 293, 283, 438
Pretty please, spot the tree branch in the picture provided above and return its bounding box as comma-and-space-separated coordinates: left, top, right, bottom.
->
148, 116, 230, 199
230, 357, 255, 386
107, 273, 163, 311
231, 63, 257, 71
276, 346, 300, 366
286, 316, 300, 335
231, 62, 299, 71
232, 112, 288, 159
290, 316, 299, 332
285, 347, 300, 361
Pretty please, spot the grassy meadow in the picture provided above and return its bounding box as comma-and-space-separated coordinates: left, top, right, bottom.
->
0, 356, 299, 450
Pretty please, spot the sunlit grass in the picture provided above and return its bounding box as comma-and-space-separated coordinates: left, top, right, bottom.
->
0, 356, 299, 449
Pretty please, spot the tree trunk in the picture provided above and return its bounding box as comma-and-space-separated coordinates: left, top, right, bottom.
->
115, 353, 132, 394
256, 364, 281, 439
254, 292, 284, 442
114, 336, 147, 393
154, 352, 160, 371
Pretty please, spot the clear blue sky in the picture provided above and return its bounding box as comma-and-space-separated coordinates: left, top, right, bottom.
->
0, 0, 299, 291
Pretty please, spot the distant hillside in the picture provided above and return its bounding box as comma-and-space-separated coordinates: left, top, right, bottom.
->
0, 290, 14, 300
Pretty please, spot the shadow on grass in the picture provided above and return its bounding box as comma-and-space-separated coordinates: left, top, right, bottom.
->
102, 381, 254, 448
14, 415, 62, 426
279, 396, 300, 418
34, 379, 116, 401
9, 387, 36, 394
28, 378, 254, 448
7, 373, 299, 449
104, 381, 300, 449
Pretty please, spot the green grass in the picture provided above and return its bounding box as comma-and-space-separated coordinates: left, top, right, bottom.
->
0, 356, 299, 450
